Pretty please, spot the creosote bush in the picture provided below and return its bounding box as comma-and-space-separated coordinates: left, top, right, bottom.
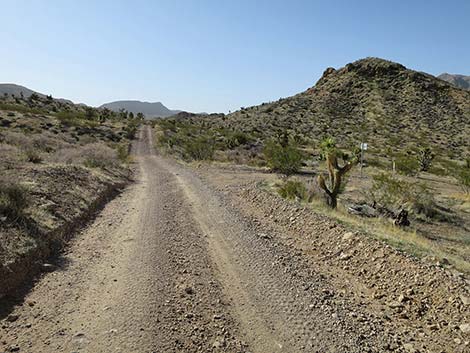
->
183, 137, 215, 161
52, 143, 119, 169
369, 172, 440, 219
116, 144, 130, 164
395, 155, 418, 176
0, 178, 28, 220
277, 179, 310, 201
263, 139, 303, 176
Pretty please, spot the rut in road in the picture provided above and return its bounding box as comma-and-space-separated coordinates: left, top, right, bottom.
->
1, 126, 395, 353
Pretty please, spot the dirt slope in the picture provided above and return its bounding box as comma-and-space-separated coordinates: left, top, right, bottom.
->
1, 126, 468, 352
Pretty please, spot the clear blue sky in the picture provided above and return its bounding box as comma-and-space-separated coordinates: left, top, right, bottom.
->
2, 0, 469, 113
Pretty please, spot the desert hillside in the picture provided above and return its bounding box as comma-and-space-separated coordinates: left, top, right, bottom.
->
0, 93, 140, 298
155, 56, 470, 278
166, 58, 470, 160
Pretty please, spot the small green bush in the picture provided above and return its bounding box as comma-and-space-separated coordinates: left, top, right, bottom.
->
395, 155, 418, 176
369, 173, 439, 219
183, 137, 215, 161
0, 179, 28, 219
263, 140, 303, 176
55, 111, 83, 127
116, 144, 130, 163
223, 131, 251, 149
277, 180, 310, 201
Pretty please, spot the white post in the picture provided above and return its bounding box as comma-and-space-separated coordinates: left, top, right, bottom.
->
360, 142, 367, 178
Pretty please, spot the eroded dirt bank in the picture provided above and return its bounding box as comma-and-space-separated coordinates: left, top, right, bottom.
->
1, 126, 468, 353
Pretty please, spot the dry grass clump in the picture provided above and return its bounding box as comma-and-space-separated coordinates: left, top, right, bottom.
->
51, 143, 119, 169
0, 144, 25, 168
0, 131, 72, 165
2, 131, 67, 152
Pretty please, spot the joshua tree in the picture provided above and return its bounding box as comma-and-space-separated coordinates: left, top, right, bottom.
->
85, 106, 96, 120
417, 147, 435, 172
119, 109, 128, 120
29, 93, 39, 101
317, 144, 357, 208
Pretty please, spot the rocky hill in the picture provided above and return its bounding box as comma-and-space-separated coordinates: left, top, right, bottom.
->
100, 100, 181, 118
438, 73, 470, 90
171, 58, 470, 159
0, 83, 73, 104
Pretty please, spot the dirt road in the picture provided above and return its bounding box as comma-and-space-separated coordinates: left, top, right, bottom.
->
1, 126, 468, 352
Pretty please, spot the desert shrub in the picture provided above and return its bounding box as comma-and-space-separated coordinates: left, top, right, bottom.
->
52, 143, 119, 168
81, 143, 119, 168
417, 147, 435, 172
0, 144, 24, 167
0, 103, 45, 115
2, 132, 66, 159
395, 155, 418, 176
1, 131, 30, 147
277, 179, 311, 202
55, 111, 84, 126
456, 168, 470, 194
263, 140, 303, 176
370, 173, 439, 218
0, 178, 28, 219
223, 131, 251, 149
24, 149, 42, 163
123, 121, 139, 139
183, 137, 215, 161
116, 143, 130, 163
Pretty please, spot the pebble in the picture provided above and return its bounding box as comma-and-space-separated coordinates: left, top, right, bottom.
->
41, 263, 55, 272
460, 294, 470, 306
6, 314, 19, 322
460, 323, 470, 333
403, 343, 416, 352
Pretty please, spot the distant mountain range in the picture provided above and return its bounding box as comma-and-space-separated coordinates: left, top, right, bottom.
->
438, 73, 470, 90
100, 100, 181, 118
0, 84, 183, 118
0, 83, 72, 104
